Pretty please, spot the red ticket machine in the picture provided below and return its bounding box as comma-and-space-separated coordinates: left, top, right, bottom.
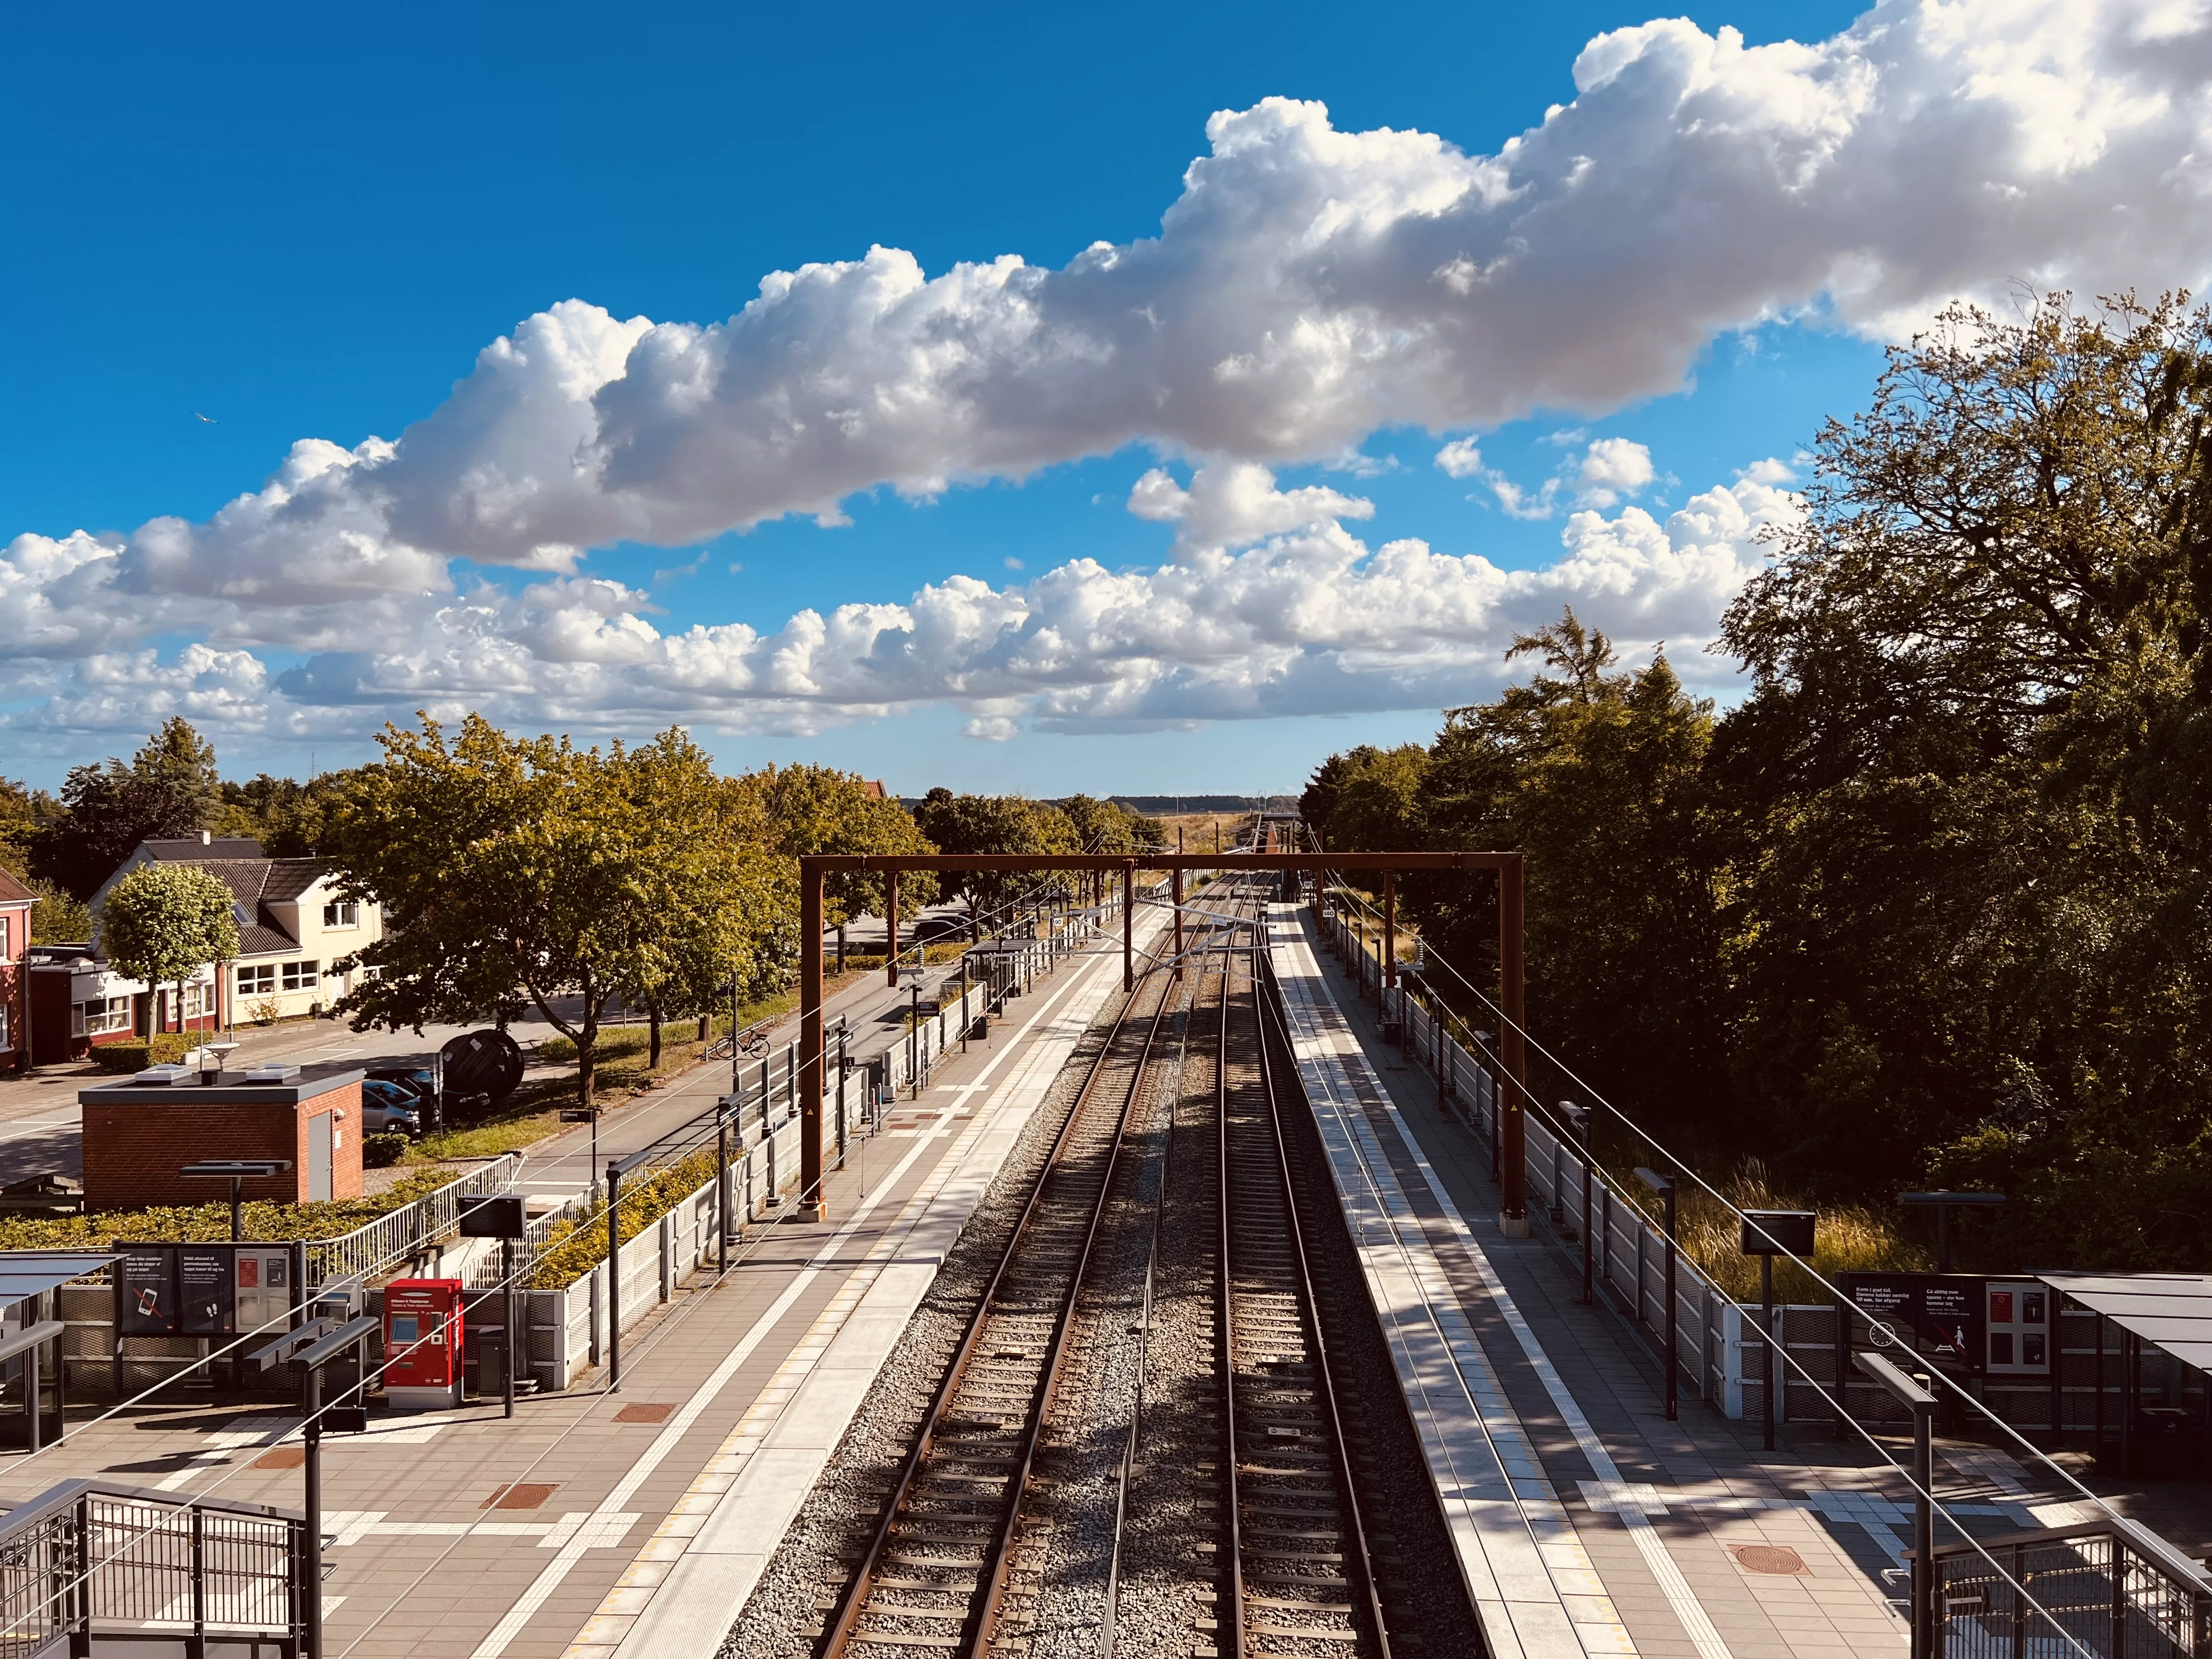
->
383, 1278, 464, 1411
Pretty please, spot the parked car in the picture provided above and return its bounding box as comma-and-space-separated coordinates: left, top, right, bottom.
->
910, 915, 969, 945
359, 1078, 424, 1137
363, 1065, 488, 1120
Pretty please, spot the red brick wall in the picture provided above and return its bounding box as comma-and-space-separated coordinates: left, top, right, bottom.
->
82, 1081, 364, 1211
0, 901, 27, 1071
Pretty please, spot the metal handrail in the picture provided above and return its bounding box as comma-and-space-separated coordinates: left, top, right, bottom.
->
0, 1479, 303, 1654
1921, 1517, 2212, 1656
306, 1153, 523, 1285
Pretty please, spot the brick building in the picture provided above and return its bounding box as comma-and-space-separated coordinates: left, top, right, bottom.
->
0, 869, 30, 1074
77, 1065, 364, 1211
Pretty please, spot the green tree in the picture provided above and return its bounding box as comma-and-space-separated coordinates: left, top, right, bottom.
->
0, 776, 58, 880
606, 733, 789, 1068
217, 769, 363, 856
330, 716, 806, 1103
31, 719, 223, 898
97, 864, 240, 1039
1058, 795, 1167, 855
28, 881, 93, 944
912, 790, 1082, 932
1716, 292, 2212, 1254
730, 764, 938, 933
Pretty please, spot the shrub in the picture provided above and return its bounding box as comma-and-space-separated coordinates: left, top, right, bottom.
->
528, 1147, 721, 1289
248, 998, 283, 1026
362, 1132, 410, 1169
89, 1034, 196, 1074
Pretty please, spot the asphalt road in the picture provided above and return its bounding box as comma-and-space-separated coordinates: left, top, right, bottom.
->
0, 900, 1090, 1198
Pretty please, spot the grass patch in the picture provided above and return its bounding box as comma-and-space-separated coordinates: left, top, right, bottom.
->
1612, 1158, 1928, 1304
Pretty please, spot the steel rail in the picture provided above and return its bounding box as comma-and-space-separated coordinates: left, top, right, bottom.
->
1217, 921, 1250, 1659
1250, 944, 1393, 1657
1092, 871, 1261, 1657
819, 911, 1181, 1659
966, 975, 1175, 1656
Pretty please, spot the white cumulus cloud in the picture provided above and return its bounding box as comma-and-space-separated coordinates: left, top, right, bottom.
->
4, 0, 2207, 744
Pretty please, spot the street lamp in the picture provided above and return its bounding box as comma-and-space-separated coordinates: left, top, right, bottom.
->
1635, 1166, 1678, 1421
246, 1310, 377, 1659
180, 1160, 292, 1242
458, 1194, 527, 1418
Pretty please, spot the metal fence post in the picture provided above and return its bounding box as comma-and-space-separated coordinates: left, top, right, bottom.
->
189, 1500, 207, 1659
606, 1164, 623, 1393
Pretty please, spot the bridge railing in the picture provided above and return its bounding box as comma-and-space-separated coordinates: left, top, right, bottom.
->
0, 1479, 303, 1654
1923, 1517, 2212, 1657
306, 1153, 524, 1286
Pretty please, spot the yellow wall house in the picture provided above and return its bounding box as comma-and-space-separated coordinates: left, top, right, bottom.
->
89, 833, 385, 1029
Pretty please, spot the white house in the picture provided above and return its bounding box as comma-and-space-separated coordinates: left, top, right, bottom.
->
87, 833, 384, 1029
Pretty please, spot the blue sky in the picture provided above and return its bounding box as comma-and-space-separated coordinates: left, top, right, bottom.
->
4, 0, 2198, 794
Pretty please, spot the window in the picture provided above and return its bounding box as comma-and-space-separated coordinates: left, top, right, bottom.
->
0, 916, 10, 960
81, 996, 131, 1036
180, 983, 212, 1019
0, 1001, 9, 1051
322, 900, 359, 929
281, 960, 318, 992
237, 964, 276, 996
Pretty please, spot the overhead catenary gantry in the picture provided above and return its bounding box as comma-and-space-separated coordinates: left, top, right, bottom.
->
795, 850, 1534, 1236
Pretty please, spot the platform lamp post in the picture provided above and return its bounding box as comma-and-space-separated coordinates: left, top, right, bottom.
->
715, 1096, 740, 1273
1740, 1210, 1817, 1452
247, 1310, 376, 1659
1900, 1190, 2006, 1274
180, 1160, 292, 1242
459, 1194, 527, 1419
1635, 1167, 1678, 1420
602, 1142, 660, 1393
1855, 1350, 1939, 1659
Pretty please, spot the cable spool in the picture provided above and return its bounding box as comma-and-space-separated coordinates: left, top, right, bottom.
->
438, 1028, 524, 1104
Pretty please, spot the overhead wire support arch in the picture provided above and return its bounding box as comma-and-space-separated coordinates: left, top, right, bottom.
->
797, 848, 1531, 1231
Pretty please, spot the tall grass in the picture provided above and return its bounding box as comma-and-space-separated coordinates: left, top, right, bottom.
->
1645, 1159, 1929, 1303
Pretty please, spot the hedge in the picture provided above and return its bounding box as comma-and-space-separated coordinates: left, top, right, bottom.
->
527, 1147, 721, 1290
89, 1034, 198, 1074
0, 1167, 464, 1254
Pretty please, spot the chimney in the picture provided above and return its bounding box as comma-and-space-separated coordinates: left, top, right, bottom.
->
199, 829, 212, 845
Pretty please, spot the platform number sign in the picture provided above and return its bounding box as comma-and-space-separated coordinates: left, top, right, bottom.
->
1984, 1280, 2051, 1376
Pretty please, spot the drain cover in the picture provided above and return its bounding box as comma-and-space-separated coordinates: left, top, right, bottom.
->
1730, 1544, 1808, 1576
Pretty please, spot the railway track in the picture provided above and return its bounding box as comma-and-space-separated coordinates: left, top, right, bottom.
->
812, 873, 1416, 1659
819, 894, 1198, 1656
1218, 939, 1390, 1658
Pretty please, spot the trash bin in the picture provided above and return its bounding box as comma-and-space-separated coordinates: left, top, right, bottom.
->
473, 1323, 508, 1401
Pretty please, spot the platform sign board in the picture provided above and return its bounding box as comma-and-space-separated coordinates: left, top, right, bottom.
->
1841, 1271, 1988, 1374
116, 1248, 176, 1336
112, 1243, 297, 1339
178, 1248, 234, 1335
1983, 1280, 2052, 1376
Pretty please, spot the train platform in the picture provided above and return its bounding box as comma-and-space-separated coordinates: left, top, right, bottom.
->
1269, 902, 1956, 1657
0, 904, 1170, 1659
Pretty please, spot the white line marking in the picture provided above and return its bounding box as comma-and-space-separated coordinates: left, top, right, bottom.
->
1281, 915, 1736, 1659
